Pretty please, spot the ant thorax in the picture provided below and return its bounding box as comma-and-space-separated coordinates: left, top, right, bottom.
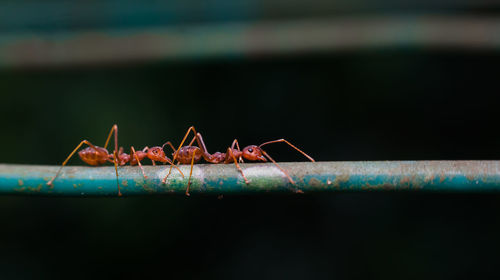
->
229, 149, 243, 159
212, 152, 226, 163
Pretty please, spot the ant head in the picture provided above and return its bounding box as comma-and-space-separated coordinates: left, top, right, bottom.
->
147, 146, 168, 163
242, 145, 267, 162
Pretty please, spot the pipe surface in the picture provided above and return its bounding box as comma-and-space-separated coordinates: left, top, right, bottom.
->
0, 161, 499, 196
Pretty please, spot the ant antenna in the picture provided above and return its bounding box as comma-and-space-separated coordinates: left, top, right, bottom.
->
259, 139, 315, 162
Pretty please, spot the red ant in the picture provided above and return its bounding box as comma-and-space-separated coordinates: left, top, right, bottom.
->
46, 124, 183, 196
161, 126, 315, 196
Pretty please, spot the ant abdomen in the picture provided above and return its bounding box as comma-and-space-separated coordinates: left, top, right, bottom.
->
78, 146, 109, 166
175, 146, 203, 164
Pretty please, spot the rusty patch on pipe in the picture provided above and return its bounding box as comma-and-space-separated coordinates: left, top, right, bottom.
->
14, 187, 26, 192
307, 177, 323, 188
27, 184, 42, 192
331, 174, 350, 188
466, 174, 476, 181
363, 182, 397, 191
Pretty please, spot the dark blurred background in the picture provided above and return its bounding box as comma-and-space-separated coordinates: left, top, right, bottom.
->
1, 0, 500, 279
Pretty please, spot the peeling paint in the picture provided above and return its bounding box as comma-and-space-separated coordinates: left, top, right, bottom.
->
307, 177, 322, 187
400, 177, 410, 186
332, 174, 350, 188
142, 184, 156, 193
14, 187, 26, 192
423, 174, 435, 183
27, 184, 42, 192
466, 174, 476, 181
362, 183, 396, 191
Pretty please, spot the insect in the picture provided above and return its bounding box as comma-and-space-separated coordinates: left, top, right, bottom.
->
46, 124, 183, 196
161, 126, 315, 196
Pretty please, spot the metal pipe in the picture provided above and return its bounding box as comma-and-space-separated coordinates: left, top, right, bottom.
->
1, 161, 499, 196
1, 16, 500, 68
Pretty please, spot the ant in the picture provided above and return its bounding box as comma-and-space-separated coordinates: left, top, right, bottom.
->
161, 126, 315, 196
46, 124, 183, 196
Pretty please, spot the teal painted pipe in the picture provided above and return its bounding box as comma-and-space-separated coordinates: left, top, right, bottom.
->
1, 16, 500, 68
0, 161, 500, 196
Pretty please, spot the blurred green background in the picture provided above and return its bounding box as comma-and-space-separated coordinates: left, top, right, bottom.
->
1, 0, 500, 279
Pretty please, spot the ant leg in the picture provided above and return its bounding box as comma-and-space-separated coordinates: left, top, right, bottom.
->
259, 139, 315, 162
131, 146, 147, 179
195, 133, 208, 153
165, 157, 184, 178
112, 150, 121, 196
188, 135, 197, 146
163, 126, 198, 183
196, 132, 212, 161
47, 140, 99, 186
162, 141, 176, 153
186, 151, 197, 197
103, 124, 118, 151
102, 124, 121, 196
259, 148, 302, 193
234, 140, 244, 163
104, 124, 122, 196
259, 149, 295, 184
151, 160, 156, 166
227, 140, 250, 184
163, 141, 182, 164
160, 141, 188, 177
